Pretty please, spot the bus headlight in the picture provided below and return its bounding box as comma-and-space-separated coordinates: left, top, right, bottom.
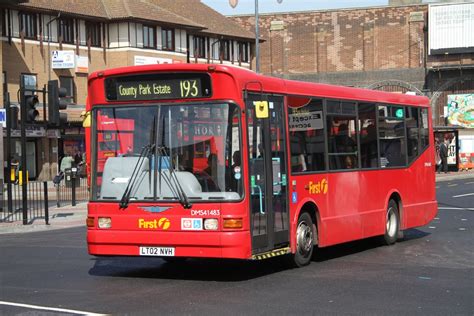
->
98, 217, 112, 229
204, 218, 218, 230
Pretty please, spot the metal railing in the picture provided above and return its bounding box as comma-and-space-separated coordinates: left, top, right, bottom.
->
1, 177, 89, 224
55, 177, 89, 207
1, 181, 49, 224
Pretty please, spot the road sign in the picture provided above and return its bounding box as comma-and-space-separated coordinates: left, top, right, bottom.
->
0, 109, 5, 127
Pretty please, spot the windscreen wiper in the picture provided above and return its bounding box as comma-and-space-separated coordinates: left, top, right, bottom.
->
119, 143, 154, 209
157, 145, 192, 209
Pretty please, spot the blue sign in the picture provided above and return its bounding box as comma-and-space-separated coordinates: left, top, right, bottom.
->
193, 219, 202, 229
292, 192, 298, 204
0, 109, 6, 128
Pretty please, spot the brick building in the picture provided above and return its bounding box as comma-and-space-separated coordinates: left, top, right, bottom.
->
232, 2, 474, 166
1, 0, 255, 180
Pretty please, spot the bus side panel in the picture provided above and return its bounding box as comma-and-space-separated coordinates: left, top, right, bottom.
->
322, 172, 363, 246
359, 171, 385, 239
399, 149, 437, 230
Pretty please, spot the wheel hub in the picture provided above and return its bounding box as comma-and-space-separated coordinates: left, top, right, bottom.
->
296, 221, 313, 255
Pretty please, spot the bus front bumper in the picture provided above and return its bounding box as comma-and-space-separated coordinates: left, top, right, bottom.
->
87, 230, 251, 259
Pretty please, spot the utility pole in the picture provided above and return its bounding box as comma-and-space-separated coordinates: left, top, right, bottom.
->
0, 99, 3, 212
19, 80, 28, 224
229, 0, 283, 73
5, 92, 13, 213
47, 13, 61, 81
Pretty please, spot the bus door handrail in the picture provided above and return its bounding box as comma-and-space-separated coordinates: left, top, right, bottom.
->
251, 184, 264, 214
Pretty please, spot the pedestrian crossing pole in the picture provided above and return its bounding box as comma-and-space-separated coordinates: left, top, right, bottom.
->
19, 79, 28, 224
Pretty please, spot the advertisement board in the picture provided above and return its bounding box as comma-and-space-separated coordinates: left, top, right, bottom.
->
429, 3, 474, 55
134, 55, 173, 66
447, 94, 474, 129
52, 50, 76, 69
75, 55, 89, 73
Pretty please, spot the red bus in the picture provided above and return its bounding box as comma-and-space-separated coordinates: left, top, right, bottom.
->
86, 64, 437, 266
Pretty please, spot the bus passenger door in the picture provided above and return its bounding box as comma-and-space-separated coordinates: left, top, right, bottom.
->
247, 94, 289, 253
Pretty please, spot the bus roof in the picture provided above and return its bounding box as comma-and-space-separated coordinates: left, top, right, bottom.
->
89, 63, 429, 107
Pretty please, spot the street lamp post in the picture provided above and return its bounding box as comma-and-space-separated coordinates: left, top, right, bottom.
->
230, 0, 282, 73
47, 13, 61, 81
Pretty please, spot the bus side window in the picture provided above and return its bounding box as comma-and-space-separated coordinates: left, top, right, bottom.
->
287, 97, 325, 172
327, 101, 357, 170
358, 103, 378, 169
378, 105, 407, 168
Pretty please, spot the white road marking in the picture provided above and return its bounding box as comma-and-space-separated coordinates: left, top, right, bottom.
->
438, 207, 474, 211
459, 228, 467, 231
461, 219, 467, 221
0, 301, 107, 315
428, 226, 436, 229
453, 192, 474, 198
448, 184, 458, 187
465, 182, 474, 185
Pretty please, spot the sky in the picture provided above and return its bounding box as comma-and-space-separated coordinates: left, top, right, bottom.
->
201, 0, 390, 15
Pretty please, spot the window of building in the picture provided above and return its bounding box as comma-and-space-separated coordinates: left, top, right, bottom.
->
3, 71, 7, 96
59, 18, 74, 44
238, 42, 249, 63
358, 103, 378, 168
161, 28, 174, 51
21, 73, 36, 96
2, 9, 9, 37
193, 35, 206, 58
288, 97, 326, 172
327, 101, 358, 170
19, 11, 37, 39
143, 25, 155, 48
85, 21, 101, 47
378, 105, 406, 168
59, 76, 74, 104
220, 40, 230, 61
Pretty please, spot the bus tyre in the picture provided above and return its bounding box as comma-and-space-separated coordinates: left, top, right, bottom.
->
292, 212, 314, 267
383, 200, 400, 245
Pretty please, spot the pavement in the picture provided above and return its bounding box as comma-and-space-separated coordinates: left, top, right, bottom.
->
0, 170, 472, 235
0, 202, 88, 234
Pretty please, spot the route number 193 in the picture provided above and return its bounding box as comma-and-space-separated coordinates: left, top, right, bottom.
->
180, 80, 199, 97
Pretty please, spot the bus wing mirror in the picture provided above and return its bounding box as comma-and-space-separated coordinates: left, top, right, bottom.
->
254, 101, 269, 119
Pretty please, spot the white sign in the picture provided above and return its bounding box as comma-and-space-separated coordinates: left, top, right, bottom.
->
47, 129, 61, 138
289, 110, 323, 131
11, 126, 46, 137
447, 135, 457, 165
75, 55, 89, 73
429, 3, 474, 54
52, 50, 76, 69
0, 109, 6, 128
134, 55, 173, 66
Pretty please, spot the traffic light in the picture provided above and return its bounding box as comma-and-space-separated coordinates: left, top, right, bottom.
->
48, 80, 68, 126
24, 94, 39, 123
9, 106, 19, 129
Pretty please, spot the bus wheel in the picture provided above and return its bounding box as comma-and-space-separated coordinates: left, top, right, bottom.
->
383, 200, 400, 245
293, 212, 314, 267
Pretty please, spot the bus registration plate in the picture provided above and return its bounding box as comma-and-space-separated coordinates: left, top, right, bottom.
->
139, 246, 175, 257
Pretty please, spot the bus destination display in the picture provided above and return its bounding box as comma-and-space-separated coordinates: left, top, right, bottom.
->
105, 73, 212, 101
